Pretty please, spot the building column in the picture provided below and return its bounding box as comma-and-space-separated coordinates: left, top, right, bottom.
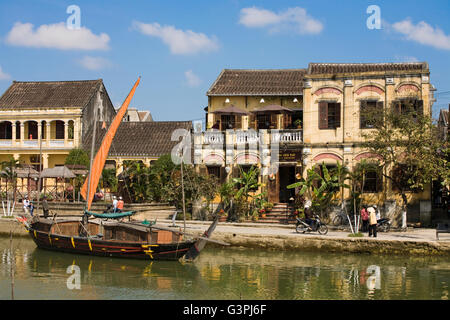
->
13, 153, 20, 161
74, 119, 80, 147
64, 121, 69, 147
11, 123, 16, 146
20, 123, 25, 146
116, 159, 124, 175
42, 153, 49, 169
46, 122, 51, 144
37, 122, 42, 146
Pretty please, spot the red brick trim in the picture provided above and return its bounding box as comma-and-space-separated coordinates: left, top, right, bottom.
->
313, 87, 342, 96
354, 152, 382, 161
313, 153, 343, 161
396, 83, 420, 93
355, 85, 384, 95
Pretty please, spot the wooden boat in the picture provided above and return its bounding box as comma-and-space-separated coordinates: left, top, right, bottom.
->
23, 215, 222, 261
18, 77, 227, 261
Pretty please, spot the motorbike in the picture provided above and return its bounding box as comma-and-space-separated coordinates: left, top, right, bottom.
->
295, 214, 328, 235
377, 218, 391, 232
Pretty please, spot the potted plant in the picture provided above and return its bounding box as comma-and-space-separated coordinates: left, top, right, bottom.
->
218, 209, 227, 222
294, 119, 302, 129
264, 202, 273, 212
259, 208, 266, 218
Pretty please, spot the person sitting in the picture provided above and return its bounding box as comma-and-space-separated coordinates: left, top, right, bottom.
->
117, 197, 124, 213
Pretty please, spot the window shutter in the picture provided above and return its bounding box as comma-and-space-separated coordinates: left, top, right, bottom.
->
376, 167, 383, 193
318, 102, 328, 129
416, 100, 424, 116
235, 115, 242, 129
360, 100, 367, 129
334, 103, 341, 128
220, 166, 226, 183
376, 101, 384, 109
199, 165, 208, 176
249, 114, 256, 129
270, 114, 278, 128
393, 101, 401, 115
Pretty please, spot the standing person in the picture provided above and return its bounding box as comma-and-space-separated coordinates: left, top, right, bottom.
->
117, 196, 124, 213
42, 196, 49, 218
374, 204, 381, 221
361, 205, 369, 232
112, 196, 118, 213
29, 201, 34, 216
23, 196, 30, 215
368, 205, 377, 238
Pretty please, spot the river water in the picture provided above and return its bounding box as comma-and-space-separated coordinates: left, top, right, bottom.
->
0, 236, 449, 300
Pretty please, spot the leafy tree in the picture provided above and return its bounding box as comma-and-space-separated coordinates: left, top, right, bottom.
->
0, 156, 21, 201
65, 148, 90, 168
361, 101, 445, 226
100, 168, 118, 193
232, 166, 260, 219
287, 163, 341, 220
121, 160, 151, 203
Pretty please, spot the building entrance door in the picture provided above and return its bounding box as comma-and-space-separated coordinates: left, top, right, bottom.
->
279, 166, 295, 203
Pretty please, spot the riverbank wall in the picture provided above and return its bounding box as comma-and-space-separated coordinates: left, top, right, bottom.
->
1, 218, 449, 256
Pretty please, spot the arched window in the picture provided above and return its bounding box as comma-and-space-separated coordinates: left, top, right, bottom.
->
0, 121, 12, 139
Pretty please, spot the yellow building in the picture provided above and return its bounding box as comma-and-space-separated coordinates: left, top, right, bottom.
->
198, 62, 436, 225
0, 79, 117, 169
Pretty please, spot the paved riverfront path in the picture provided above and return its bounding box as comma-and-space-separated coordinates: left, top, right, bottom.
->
1, 217, 449, 255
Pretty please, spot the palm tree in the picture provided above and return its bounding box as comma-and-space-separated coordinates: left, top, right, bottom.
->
232, 166, 260, 218
0, 157, 21, 202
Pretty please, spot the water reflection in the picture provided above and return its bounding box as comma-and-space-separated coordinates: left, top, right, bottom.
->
0, 237, 449, 300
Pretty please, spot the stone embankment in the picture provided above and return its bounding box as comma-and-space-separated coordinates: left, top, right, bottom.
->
1, 217, 449, 256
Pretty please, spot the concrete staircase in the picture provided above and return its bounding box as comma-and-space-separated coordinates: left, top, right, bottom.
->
255, 203, 296, 224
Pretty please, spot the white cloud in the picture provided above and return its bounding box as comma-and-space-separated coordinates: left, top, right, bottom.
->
392, 19, 450, 51
132, 21, 219, 55
78, 56, 111, 70
0, 66, 11, 80
184, 70, 201, 87
5, 22, 110, 50
239, 6, 323, 35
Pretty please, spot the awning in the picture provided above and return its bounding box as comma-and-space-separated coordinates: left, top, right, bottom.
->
252, 105, 294, 113
40, 166, 76, 178
212, 105, 249, 115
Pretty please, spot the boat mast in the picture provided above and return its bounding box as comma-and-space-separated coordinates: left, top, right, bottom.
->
180, 152, 186, 234
36, 129, 43, 214
85, 107, 98, 212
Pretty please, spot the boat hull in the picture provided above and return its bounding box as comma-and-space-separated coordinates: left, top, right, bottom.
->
28, 227, 196, 261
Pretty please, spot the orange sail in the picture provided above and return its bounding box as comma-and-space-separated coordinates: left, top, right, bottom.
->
81, 77, 140, 210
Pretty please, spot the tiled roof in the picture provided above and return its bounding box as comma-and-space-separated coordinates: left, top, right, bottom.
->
83, 121, 193, 157
307, 62, 429, 75
0, 79, 103, 109
207, 69, 306, 96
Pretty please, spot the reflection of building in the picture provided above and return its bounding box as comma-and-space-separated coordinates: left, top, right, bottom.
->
197, 63, 435, 222
0, 79, 116, 169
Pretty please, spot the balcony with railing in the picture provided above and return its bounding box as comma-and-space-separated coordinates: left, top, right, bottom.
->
271, 129, 303, 144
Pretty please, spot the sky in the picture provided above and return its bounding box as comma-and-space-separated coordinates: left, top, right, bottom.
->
0, 0, 449, 122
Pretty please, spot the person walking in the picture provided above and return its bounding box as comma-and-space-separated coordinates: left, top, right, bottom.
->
360, 205, 369, 232
23, 196, 30, 215
117, 196, 124, 213
112, 196, 118, 213
42, 196, 49, 218
368, 205, 377, 238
